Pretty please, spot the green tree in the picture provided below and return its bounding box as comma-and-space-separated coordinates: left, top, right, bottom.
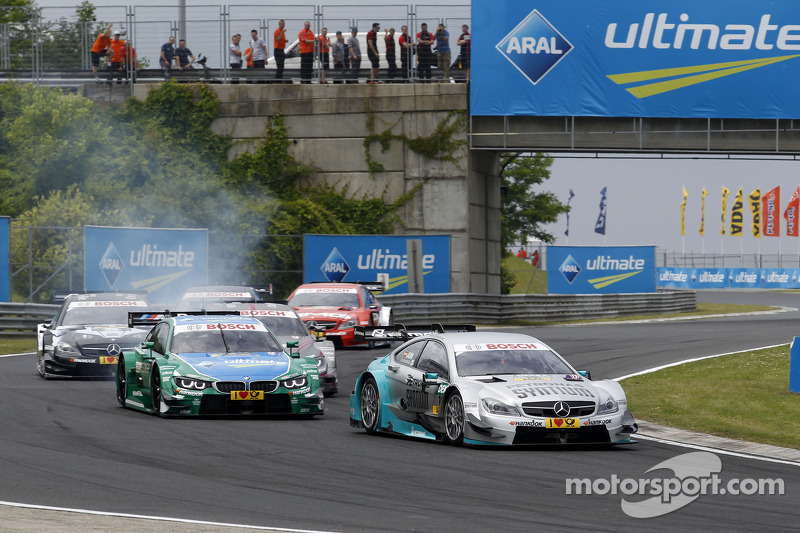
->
0, 0, 36, 69
40, 1, 106, 70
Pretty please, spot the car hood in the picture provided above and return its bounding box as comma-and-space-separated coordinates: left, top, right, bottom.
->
465, 374, 600, 403
176, 352, 293, 380
58, 325, 149, 346
293, 307, 357, 321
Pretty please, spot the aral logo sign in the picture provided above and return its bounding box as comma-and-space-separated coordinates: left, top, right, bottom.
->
496, 9, 573, 85
99, 242, 123, 288
321, 247, 350, 282
548, 246, 655, 294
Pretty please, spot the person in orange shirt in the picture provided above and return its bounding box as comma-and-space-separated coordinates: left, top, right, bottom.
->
107, 30, 126, 83
318, 27, 330, 84
122, 41, 138, 83
244, 46, 254, 68
90, 24, 112, 80
298, 20, 316, 84
273, 19, 287, 81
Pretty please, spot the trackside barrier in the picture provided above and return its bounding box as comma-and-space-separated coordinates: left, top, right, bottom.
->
378, 290, 696, 325
0, 303, 59, 336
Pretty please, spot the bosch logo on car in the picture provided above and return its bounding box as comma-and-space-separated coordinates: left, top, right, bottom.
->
320, 247, 350, 282
496, 9, 573, 85
99, 242, 124, 288
559, 255, 582, 284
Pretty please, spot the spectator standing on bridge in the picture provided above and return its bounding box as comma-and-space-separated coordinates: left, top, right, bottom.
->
457, 25, 470, 82
274, 20, 288, 81
250, 28, 268, 84
416, 23, 434, 82
244, 46, 253, 68
435, 23, 451, 81
331, 31, 346, 84
160, 35, 176, 80
399, 25, 413, 82
122, 40, 138, 83
175, 39, 195, 70
385, 28, 397, 81
107, 30, 126, 83
347, 27, 361, 83
366, 22, 381, 83
298, 21, 316, 84
318, 27, 330, 84
229, 34, 242, 84
90, 24, 112, 81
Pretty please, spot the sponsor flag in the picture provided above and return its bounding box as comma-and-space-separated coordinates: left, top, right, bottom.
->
699, 187, 707, 237
762, 186, 781, 237
680, 187, 688, 236
749, 188, 761, 238
730, 188, 743, 237
785, 187, 800, 237
594, 187, 607, 235
564, 188, 575, 237
720, 187, 729, 236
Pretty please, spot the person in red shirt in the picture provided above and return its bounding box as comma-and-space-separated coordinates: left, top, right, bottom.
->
366, 22, 381, 83
107, 30, 126, 83
90, 24, 112, 79
273, 19, 287, 81
385, 27, 397, 81
457, 24, 471, 82
318, 27, 330, 84
122, 41, 138, 83
416, 23, 434, 82
398, 25, 413, 82
298, 20, 316, 84
244, 47, 254, 68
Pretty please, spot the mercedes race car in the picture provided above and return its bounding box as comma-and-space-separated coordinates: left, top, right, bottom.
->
37, 292, 151, 378
287, 282, 392, 347
174, 285, 270, 310
205, 302, 338, 396
116, 312, 325, 417
350, 326, 638, 446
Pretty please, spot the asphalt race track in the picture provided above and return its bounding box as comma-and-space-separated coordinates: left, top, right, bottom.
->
0, 291, 798, 532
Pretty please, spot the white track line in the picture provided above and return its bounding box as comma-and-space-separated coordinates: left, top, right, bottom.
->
0, 352, 34, 358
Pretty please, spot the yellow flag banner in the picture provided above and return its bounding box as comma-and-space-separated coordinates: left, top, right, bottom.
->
721, 186, 730, 236
749, 188, 761, 238
700, 187, 707, 236
730, 188, 743, 236
681, 187, 688, 236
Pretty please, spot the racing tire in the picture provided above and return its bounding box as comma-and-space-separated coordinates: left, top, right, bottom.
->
360, 377, 380, 434
150, 365, 165, 417
116, 356, 127, 407
443, 391, 465, 446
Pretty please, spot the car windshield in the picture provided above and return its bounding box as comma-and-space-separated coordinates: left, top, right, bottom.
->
253, 316, 308, 337
455, 349, 574, 376
288, 292, 360, 308
177, 296, 254, 311
171, 328, 285, 354
62, 304, 149, 326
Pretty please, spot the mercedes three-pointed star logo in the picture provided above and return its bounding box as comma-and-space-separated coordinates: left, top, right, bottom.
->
553, 401, 570, 418
106, 344, 121, 356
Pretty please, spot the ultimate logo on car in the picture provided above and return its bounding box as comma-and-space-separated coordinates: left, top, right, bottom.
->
320, 247, 350, 282
496, 9, 573, 85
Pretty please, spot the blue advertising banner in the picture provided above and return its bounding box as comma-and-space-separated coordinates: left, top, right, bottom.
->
547, 246, 656, 294
84, 226, 208, 304
0, 217, 9, 302
658, 267, 800, 289
303, 235, 450, 294
472, 0, 800, 118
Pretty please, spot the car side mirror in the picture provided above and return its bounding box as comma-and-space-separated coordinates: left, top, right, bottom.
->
287, 340, 300, 358
423, 372, 439, 388
577, 370, 592, 380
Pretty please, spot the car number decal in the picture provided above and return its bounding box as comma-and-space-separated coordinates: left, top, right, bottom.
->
545, 418, 580, 429
230, 391, 265, 400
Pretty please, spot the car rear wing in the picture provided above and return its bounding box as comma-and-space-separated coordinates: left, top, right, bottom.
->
127, 310, 240, 328
353, 323, 476, 342
306, 280, 386, 293
53, 290, 148, 303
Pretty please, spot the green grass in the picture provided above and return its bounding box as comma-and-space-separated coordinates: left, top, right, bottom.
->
0, 337, 36, 355
503, 254, 547, 294
622, 345, 800, 449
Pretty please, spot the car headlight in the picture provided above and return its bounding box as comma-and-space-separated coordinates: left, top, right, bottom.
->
481, 397, 519, 416
174, 376, 210, 390
596, 395, 619, 415
282, 375, 308, 389
55, 341, 80, 356
315, 354, 328, 373
338, 318, 357, 329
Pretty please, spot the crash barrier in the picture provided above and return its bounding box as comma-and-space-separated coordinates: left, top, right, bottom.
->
0, 303, 58, 336
379, 290, 697, 325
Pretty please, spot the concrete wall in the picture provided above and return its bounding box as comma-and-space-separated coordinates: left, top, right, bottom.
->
121, 83, 500, 294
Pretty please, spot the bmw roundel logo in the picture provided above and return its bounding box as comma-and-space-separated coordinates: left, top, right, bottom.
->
106, 344, 121, 356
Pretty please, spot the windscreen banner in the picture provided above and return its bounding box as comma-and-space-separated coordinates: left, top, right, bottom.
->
0, 217, 9, 302
547, 246, 656, 294
471, 0, 800, 118
303, 235, 450, 294
84, 226, 208, 304
658, 267, 800, 289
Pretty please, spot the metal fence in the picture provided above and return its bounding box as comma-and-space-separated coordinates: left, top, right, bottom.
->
0, 3, 470, 86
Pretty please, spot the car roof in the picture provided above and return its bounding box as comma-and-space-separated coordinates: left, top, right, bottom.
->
207, 302, 299, 315
409, 331, 548, 347
65, 292, 148, 303
171, 314, 262, 326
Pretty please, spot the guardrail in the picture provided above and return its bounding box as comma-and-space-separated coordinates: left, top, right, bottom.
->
0, 303, 59, 336
379, 290, 697, 325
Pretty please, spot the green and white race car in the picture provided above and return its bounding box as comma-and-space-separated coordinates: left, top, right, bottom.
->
116, 312, 325, 417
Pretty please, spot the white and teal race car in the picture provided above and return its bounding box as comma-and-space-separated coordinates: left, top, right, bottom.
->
350, 325, 637, 446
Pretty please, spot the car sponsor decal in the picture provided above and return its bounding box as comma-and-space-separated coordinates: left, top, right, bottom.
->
546, 418, 580, 429
135, 361, 152, 374
454, 342, 539, 353
182, 291, 251, 298
435, 383, 449, 395
582, 418, 611, 426
132, 390, 143, 397
99, 356, 118, 364
68, 300, 148, 307
176, 389, 205, 397
564, 374, 583, 381
231, 391, 265, 400
508, 384, 595, 399
239, 310, 288, 317
294, 287, 358, 293
432, 405, 439, 415
173, 322, 267, 333
70, 358, 96, 363
510, 420, 546, 427
513, 375, 553, 381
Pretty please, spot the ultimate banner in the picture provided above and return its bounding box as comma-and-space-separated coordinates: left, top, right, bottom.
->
471, 0, 800, 118
547, 246, 656, 294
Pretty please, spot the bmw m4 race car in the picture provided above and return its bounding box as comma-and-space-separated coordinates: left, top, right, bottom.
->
206, 302, 338, 396
350, 326, 638, 446
116, 312, 325, 416
37, 292, 151, 379
287, 282, 392, 347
